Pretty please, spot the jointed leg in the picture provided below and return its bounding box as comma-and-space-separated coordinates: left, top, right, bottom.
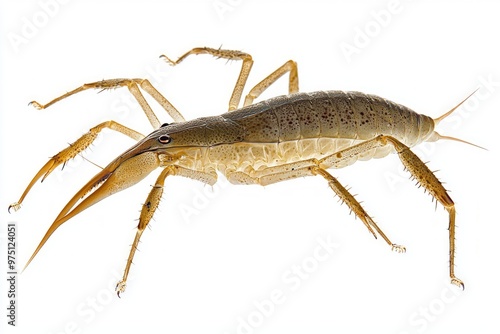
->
244, 59, 298, 106
161, 47, 253, 111
381, 136, 463, 288
225, 161, 405, 252
8, 120, 144, 212
115, 164, 217, 296
285, 136, 462, 287
30, 78, 185, 127
161, 47, 298, 110
226, 135, 463, 287
311, 166, 404, 252
115, 166, 172, 297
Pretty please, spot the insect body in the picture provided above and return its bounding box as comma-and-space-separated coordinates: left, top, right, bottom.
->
9, 47, 475, 296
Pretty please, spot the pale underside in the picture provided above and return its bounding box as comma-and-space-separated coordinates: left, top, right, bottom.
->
167, 137, 396, 177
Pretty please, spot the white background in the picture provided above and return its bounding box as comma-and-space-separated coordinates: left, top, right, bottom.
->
1, 1, 499, 333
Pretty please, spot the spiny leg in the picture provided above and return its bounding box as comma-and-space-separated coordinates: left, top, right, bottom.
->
115, 164, 217, 296
226, 129, 468, 281
116, 166, 172, 297
226, 133, 463, 287
310, 167, 404, 252
381, 136, 463, 289
160, 47, 299, 110
225, 161, 404, 252
317, 135, 463, 288
30, 78, 185, 126
8, 121, 144, 212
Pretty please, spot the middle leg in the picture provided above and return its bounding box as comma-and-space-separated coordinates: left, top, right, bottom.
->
161, 47, 298, 110
225, 160, 405, 252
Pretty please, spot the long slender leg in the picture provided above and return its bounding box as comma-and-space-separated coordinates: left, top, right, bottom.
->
115, 164, 217, 296
243, 60, 298, 106
226, 163, 404, 252
161, 47, 253, 111
30, 78, 185, 126
115, 166, 172, 297
160, 47, 298, 110
225, 135, 463, 288
8, 120, 144, 212
381, 136, 463, 289
311, 167, 403, 251
138, 79, 185, 122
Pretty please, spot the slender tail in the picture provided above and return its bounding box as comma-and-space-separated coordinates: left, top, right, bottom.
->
427, 89, 486, 150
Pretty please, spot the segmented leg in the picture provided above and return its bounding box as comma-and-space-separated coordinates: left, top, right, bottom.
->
243, 59, 298, 106
8, 121, 144, 212
311, 167, 403, 252
11, 76, 187, 211
225, 135, 463, 288
30, 78, 185, 126
115, 164, 217, 296
226, 161, 404, 253
161, 47, 252, 111
115, 166, 172, 297
160, 47, 298, 110
380, 136, 463, 289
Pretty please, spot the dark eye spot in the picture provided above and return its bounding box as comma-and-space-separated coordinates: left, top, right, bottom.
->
161, 123, 170, 128
158, 134, 171, 144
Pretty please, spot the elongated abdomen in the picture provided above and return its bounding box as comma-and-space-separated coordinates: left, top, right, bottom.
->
226, 91, 435, 148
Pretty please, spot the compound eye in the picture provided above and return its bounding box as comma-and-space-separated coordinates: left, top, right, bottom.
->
158, 134, 171, 144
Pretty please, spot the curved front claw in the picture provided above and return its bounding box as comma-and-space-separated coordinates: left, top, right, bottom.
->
29, 100, 45, 109
8, 202, 21, 213
116, 280, 126, 298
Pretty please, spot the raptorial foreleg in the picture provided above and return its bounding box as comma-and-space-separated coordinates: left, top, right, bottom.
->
9, 120, 144, 212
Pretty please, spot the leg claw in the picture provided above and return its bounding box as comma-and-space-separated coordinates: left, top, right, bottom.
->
8, 202, 21, 213
451, 277, 465, 290
29, 101, 44, 109
116, 280, 126, 298
391, 244, 406, 253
